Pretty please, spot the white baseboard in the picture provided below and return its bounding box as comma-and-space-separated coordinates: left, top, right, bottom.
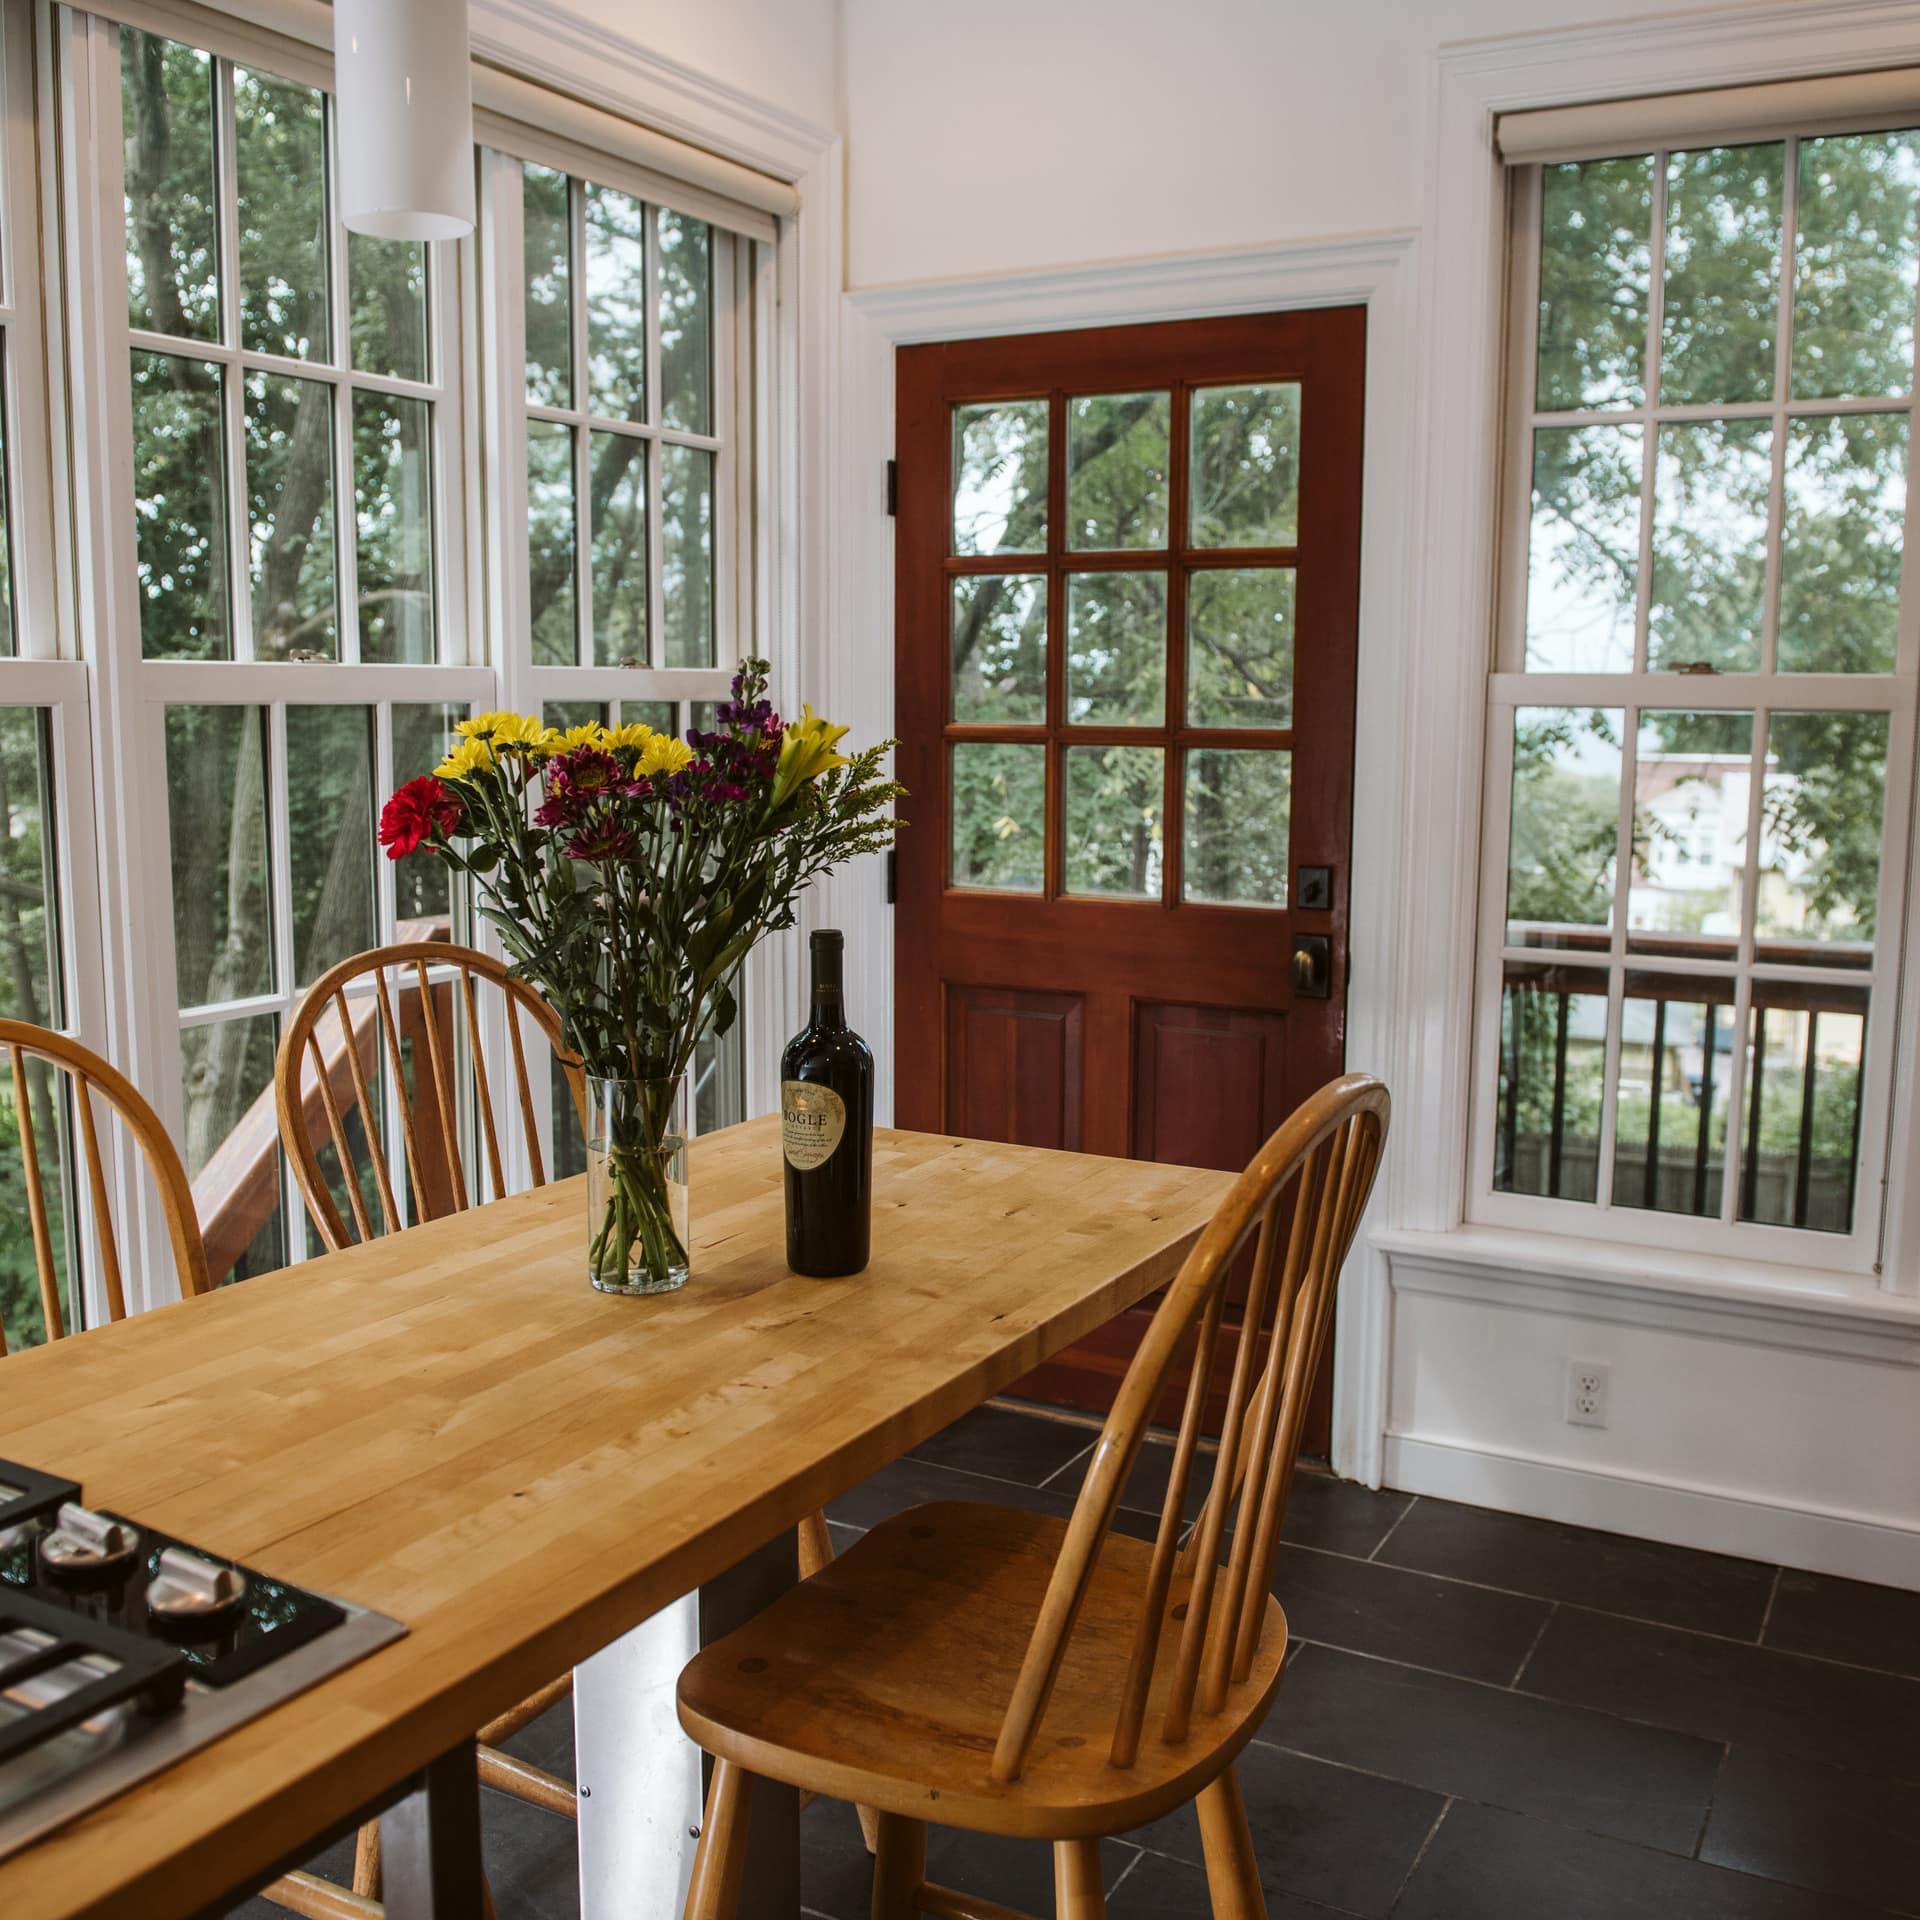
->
1383, 1432, 1920, 1591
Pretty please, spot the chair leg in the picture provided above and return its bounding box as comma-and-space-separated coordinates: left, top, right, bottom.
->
1196, 1767, 1267, 1920
871, 1811, 926, 1920
686, 1759, 754, 1920
1053, 1837, 1105, 1918
351, 1822, 381, 1900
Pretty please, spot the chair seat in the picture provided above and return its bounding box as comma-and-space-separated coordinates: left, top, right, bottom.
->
676, 1500, 1289, 1840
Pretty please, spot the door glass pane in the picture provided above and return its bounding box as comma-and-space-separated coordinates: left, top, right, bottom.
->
246, 372, 337, 659
1660, 143, 1783, 407
659, 210, 712, 435
1739, 994, 1866, 1232
1064, 745, 1163, 899
1649, 418, 1771, 673
1778, 411, 1909, 674
121, 30, 220, 342
1189, 383, 1299, 548
589, 432, 647, 666
1525, 424, 1641, 674
392, 703, 466, 936
0, 367, 15, 657
1611, 981, 1731, 1218
132, 351, 230, 660
0, 709, 61, 1030
1182, 749, 1289, 907
354, 392, 435, 664
625, 699, 678, 735
953, 401, 1047, 556
661, 444, 714, 669
951, 575, 1046, 723
1494, 963, 1608, 1203
585, 182, 646, 423
350, 235, 428, 382
1793, 130, 1920, 401
950, 742, 1044, 892
1756, 710, 1887, 965
1186, 568, 1294, 728
180, 1011, 285, 1282
1506, 708, 1623, 951
523, 163, 573, 408
233, 68, 329, 362
1066, 392, 1169, 550
287, 704, 375, 985
165, 704, 271, 1008
527, 420, 577, 666
1537, 155, 1653, 411
1628, 709, 1751, 962
1066, 572, 1165, 726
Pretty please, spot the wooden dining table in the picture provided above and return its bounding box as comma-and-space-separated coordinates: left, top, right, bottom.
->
0, 1116, 1231, 1920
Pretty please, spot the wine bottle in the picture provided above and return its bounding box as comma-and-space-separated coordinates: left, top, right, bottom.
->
782, 928, 874, 1277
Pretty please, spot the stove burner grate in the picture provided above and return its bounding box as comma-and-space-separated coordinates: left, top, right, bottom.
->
0, 1588, 187, 1766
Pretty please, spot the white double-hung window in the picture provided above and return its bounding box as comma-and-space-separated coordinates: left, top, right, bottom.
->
1472, 107, 1920, 1272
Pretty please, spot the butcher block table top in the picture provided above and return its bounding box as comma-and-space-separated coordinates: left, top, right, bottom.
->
0, 1117, 1232, 1920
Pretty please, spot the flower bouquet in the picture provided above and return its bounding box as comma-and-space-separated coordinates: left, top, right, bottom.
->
379, 659, 901, 1293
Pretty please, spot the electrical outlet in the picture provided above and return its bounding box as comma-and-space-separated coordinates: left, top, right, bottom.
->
1565, 1358, 1610, 1429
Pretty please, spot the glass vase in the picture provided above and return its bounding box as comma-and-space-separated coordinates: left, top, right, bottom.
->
586, 1073, 690, 1295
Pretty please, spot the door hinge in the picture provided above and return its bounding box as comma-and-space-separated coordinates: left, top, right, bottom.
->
885, 849, 898, 904
885, 458, 898, 516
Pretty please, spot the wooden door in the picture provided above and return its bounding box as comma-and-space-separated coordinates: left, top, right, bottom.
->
894, 309, 1365, 1451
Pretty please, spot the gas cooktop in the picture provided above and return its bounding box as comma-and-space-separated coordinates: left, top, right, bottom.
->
0, 1457, 405, 1862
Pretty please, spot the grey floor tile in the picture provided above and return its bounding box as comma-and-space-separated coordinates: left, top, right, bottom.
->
1764, 1566, 1920, 1678
1520, 1606, 1920, 1778
1270, 1644, 1721, 1854
1126, 1743, 1441, 1918
911, 1402, 1095, 1486
824, 1451, 1153, 1540
1272, 1542, 1550, 1684
1108, 1845, 1366, 1917
1279, 1472, 1413, 1559
1377, 1498, 1776, 1638
1395, 1800, 1893, 1920
1701, 1744, 1920, 1916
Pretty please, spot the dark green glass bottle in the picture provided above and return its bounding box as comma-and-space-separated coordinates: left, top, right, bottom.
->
781, 929, 874, 1276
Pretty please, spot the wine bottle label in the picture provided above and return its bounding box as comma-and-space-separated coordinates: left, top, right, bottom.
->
782, 1080, 847, 1170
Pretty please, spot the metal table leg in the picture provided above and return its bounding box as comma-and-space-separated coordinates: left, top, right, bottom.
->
380, 1738, 486, 1919
576, 1530, 801, 1920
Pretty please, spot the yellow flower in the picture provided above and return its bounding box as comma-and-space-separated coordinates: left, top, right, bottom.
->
434, 736, 496, 781
772, 705, 851, 805
536, 721, 609, 756
639, 734, 695, 778
605, 720, 657, 751
456, 710, 544, 751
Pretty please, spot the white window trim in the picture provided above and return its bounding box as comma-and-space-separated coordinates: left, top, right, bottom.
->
1402, 1, 1920, 1314
1465, 146, 1920, 1275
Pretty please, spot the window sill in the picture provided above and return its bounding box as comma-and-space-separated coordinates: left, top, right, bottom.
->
1371, 1223, 1920, 1362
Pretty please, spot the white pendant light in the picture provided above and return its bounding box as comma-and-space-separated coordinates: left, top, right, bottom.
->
335, 0, 475, 242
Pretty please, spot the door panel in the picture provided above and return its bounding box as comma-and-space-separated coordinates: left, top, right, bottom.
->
894, 309, 1365, 1452
944, 985, 1085, 1151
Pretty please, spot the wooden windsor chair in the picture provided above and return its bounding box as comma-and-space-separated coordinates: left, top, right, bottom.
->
276, 940, 587, 1915
0, 1019, 209, 1351
675, 1071, 1390, 1920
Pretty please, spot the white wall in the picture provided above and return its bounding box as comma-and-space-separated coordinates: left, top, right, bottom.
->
843, 0, 1731, 288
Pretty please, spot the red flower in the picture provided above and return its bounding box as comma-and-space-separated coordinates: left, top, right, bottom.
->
379, 776, 463, 859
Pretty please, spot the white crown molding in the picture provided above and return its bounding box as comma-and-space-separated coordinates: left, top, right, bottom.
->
1384, 1433, 1920, 1588
470, 0, 835, 181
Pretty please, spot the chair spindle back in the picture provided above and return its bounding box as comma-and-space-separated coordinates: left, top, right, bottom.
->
276, 941, 585, 1250
990, 1072, 1389, 1782
0, 1019, 210, 1353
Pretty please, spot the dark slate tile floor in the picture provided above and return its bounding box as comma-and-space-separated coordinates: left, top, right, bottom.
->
231, 1399, 1920, 1918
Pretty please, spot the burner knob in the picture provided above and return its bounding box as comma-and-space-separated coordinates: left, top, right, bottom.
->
146, 1546, 247, 1626
38, 1503, 140, 1579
